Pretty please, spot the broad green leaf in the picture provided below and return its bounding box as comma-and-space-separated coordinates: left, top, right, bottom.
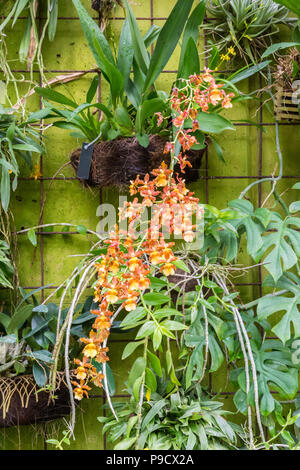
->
92, 37, 124, 106
32, 362, 48, 387
290, 201, 300, 214
178, 37, 200, 79
154, 307, 183, 320
196, 112, 235, 134
0, 312, 10, 330
136, 321, 156, 339
120, 307, 146, 329
48, 0, 58, 41
128, 356, 146, 389
208, 46, 220, 70
86, 75, 99, 103
122, 340, 144, 360
143, 25, 161, 49
132, 376, 143, 401
257, 273, 300, 343
145, 367, 157, 392
123, 0, 149, 76
31, 349, 54, 364
115, 106, 133, 130
136, 133, 149, 148
228, 199, 263, 255
173, 259, 190, 273
147, 350, 162, 377
210, 136, 225, 163
135, 98, 165, 134
1, 167, 10, 212
12, 143, 41, 153
141, 399, 166, 429
232, 339, 299, 416
13, 0, 30, 27
153, 327, 162, 351
161, 320, 187, 331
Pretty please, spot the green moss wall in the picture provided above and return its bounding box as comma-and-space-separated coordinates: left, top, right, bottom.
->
0, 0, 299, 450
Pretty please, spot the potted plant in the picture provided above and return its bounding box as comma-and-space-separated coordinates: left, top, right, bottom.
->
34, 0, 246, 189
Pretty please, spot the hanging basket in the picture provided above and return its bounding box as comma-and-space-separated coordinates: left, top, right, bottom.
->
0, 372, 74, 428
274, 87, 300, 122
70, 135, 207, 188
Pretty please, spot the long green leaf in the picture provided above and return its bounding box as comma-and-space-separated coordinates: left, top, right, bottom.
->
93, 37, 124, 106
7, 304, 33, 334
196, 112, 236, 134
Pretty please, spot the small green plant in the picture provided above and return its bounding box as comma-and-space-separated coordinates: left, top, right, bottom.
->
99, 383, 242, 450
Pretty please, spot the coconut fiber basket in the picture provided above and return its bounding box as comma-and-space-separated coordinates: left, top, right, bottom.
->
70, 135, 207, 188
274, 87, 300, 121
0, 372, 73, 427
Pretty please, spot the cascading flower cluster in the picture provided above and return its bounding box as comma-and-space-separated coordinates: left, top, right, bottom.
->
73, 70, 232, 400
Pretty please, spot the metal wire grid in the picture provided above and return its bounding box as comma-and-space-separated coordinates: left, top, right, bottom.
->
0, 0, 299, 450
